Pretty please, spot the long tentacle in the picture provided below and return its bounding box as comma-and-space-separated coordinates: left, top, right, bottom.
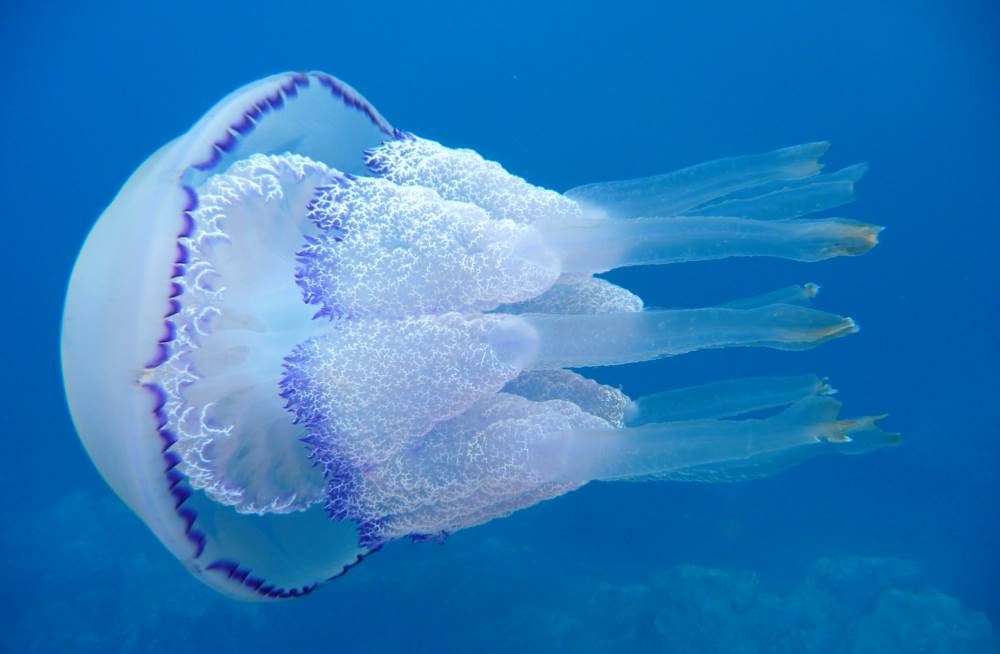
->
564, 142, 832, 218
539, 396, 897, 484
624, 375, 834, 425
536, 215, 881, 274
521, 304, 857, 368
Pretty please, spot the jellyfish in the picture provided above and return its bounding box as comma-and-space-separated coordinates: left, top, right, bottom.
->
61, 71, 897, 600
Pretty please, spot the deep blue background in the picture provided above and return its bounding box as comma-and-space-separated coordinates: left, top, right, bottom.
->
2, 0, 997, 651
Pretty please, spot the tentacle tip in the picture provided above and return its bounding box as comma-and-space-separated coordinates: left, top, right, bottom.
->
815, 315, 860, 343
798, 140, 832, 157
838, 225, 883, 256
840, 412, 894, 437
867, 414, 892, 433
818, 378, 838, 395
866, 225, 885, 247
803, 141, 832, 169
803, 282, 821, 298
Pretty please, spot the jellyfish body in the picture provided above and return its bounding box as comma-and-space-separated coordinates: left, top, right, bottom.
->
61, 71, 896, 600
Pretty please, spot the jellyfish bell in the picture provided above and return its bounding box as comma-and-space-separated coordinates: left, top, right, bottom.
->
62, 73, 392, 600
61, 71, 897, 601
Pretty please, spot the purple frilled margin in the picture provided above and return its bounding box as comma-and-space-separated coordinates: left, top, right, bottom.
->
143, 71, 396, 599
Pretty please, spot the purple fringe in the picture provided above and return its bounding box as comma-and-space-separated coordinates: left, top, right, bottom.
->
190, 71, 394, 173
137, 70, 397, 598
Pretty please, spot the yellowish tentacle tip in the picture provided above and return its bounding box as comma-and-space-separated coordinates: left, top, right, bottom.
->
845, 413, 890, 430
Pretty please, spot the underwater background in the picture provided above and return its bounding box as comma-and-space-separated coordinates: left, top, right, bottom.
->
3, 0, 998, 652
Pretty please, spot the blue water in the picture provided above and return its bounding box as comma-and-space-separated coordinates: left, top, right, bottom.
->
3, 1, 998, 651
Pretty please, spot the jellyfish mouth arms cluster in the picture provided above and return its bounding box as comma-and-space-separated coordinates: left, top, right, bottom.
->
61, 71, 897, 601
